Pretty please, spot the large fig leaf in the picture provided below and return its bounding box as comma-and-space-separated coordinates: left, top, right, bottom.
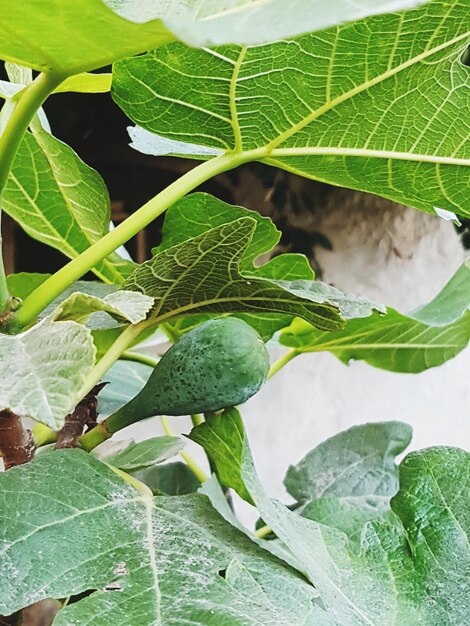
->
192, 410, 470, 625
116, 0, 470, 218
123, 194, 383, 334
280, 260, 470, 373
111, 0, 429, 47
0, 0, 428, 75
284, 421, 412, 547
0, 450, 320, 625
2, 129, 133, 283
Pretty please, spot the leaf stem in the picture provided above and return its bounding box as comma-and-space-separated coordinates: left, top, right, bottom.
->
32, 424, 58, 447
160, 416, 208, 483
78, 322, 148, 403
0, 215, 8, 314
191, 414, 203, 427
254, 524, 273, 539
14, 150, 265, 328
0, 72, 64, 195
268, 349, 299, 378
121, 351, 159, 369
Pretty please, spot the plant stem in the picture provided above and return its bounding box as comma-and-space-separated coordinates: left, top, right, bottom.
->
191, 414, 203, 427
80, 422, 111, 452
0, 72, 64, 315
121, 351, 159, 369
0, 410, 35, 469
160, 416, 208, 483
32, 424, 58, 447
254, 524, 273, 539
160, 322, 182, 343
15, 150, 265, 329
0, 214, 8, 314
78, 322, 148, 402
268, 349, 299, 378
55, 383, 107, 449
0, 72, 65, 195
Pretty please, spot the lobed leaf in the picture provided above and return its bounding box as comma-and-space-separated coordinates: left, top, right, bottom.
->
280, 260, 470, 373
284, 421, 412, 547
192, 409, 470, 624
116, 0, 470, 218
0, 450, 320, 625
123, 194, 382, 334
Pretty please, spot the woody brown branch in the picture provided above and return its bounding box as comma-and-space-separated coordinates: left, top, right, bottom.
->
0, 410, 35, 470
55, 383, 107, 450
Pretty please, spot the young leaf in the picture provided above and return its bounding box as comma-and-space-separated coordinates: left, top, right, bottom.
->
280, 260, 470, 373
54, 73, 113, 94
0, 450, 319, 625
190, 408, 253, 503
52, 290, 154, 326
0, 318, 95, 429
2, 129, 134, 283
0, 285, 151, 427
97, 360, 152, 418
115, 0, 470, 218
123, 195, 383, 333
6, 272, 51, 300
101, 436, 184, 472
284, 422, 412, 547
125, 217, 343, 330
192, 409, 470, 624
135, 461, 202, 496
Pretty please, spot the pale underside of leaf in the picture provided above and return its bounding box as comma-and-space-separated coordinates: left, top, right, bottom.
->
0, 450, 319, 625
52, 290, 154, 325
280, 261, 470, 373
109, 0, 429, 46
0, 318, 96, 428
0, 0, 428, 76
123, 216, 384, 331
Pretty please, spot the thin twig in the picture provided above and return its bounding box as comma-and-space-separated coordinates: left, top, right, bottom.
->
0, 410, 35, 469
55, 383, 107, 449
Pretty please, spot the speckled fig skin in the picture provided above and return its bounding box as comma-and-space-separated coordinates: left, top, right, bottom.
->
113, 318, 270, 421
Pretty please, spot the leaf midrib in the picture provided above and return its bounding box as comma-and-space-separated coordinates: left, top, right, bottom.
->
260, 30, 470, 154
34, 131, 124, 283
